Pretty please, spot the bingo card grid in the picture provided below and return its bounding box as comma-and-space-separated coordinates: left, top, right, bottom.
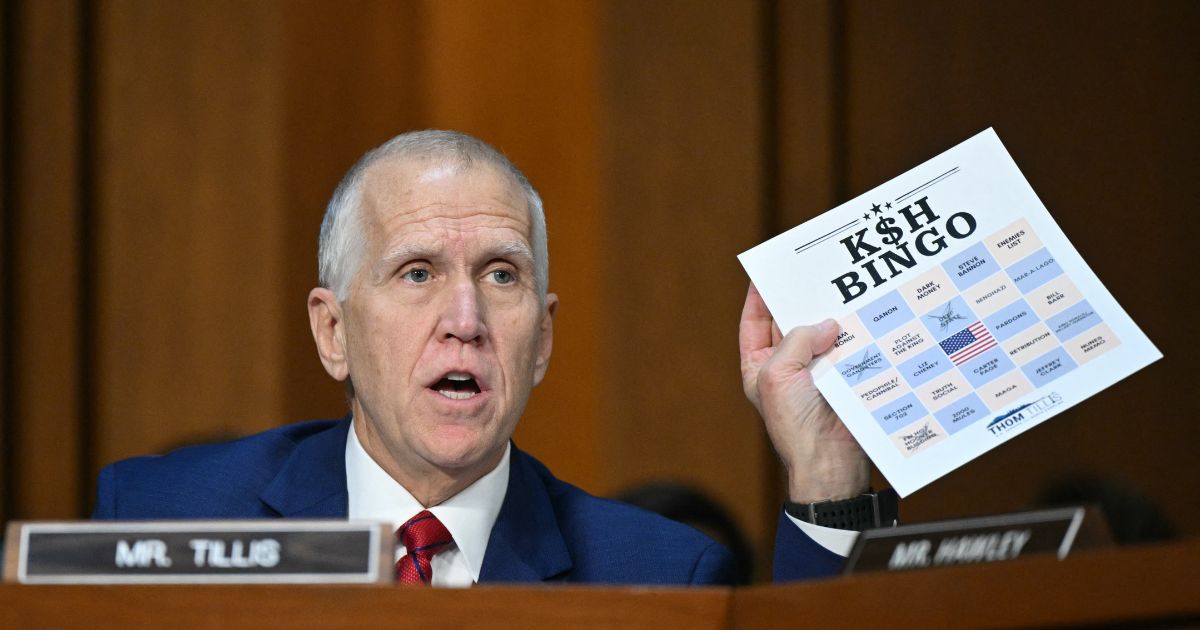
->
821, 218, 1121, 457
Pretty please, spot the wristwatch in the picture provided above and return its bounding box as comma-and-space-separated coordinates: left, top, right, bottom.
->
785, 488, 899, 531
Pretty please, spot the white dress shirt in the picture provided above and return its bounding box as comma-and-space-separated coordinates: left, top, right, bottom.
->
789, 512, 859, 557
345, 420, 509, 587
346, 419, 856, 586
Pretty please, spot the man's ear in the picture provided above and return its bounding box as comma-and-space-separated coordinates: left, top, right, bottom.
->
532, 293, 558, 386
308, 287, 349, 382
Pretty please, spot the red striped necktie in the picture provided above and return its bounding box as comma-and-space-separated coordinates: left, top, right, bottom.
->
395, 510, 454, 585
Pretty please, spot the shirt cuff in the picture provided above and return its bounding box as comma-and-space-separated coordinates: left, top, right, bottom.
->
785, 511, 860, 557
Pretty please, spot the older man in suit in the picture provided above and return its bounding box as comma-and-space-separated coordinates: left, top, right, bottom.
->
94, 130, 877, 585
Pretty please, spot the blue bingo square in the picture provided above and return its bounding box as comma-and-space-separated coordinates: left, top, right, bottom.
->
1046, 299, 1102, 341
1007, 247, 1063, 293
958, 345, 1015, 388
836, 344, 890, 385
943, 242, 1001, 291
897, 346, 954, 388
983, 298, 1039, 342
857, 290, 915, 338
1022, 346, 1078, 387
872, 393, 928, 435
933, 392, 989, 434
920, 295, 978, 341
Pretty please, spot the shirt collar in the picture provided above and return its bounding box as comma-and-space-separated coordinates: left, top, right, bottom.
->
344, 418, 509, 583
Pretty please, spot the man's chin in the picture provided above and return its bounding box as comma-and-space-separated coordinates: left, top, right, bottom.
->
420, 432, 506, 474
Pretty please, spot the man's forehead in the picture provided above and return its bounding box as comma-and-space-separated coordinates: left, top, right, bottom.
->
360, 157, 530, 227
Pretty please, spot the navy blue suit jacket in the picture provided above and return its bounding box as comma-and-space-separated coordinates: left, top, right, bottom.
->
94, 419, 842, 584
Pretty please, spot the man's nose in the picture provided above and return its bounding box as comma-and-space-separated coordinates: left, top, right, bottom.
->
437, 278, 486, 343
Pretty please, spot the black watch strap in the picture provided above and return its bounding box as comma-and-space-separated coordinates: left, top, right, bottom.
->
785, 488, 899, 531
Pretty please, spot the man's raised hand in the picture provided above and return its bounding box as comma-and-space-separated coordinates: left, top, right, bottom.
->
739, 283, 870, 503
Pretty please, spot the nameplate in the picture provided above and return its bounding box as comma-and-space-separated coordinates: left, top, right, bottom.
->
843, 506, 1106, 574
4, 520, 394, 584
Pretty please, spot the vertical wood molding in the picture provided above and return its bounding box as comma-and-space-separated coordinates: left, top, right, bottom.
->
600, 0, 771, 563
0, 0, 13, 522
276, 0, 423, 425
775, 0, 840, 228
8, 0, 84, 518
419, 0, 607, 493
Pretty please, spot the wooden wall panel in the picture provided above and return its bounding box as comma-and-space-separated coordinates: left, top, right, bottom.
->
600, 0, 773, 559
92, 1, 288, 469
7, 0, 1187, 568
276, 1, 423, 425
7, 0, 84, 518
418, 0, 607, 493
775, 0, 841, 227
800, 1, 1200, 532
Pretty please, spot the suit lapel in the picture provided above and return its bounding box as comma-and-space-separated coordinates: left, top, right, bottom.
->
257, 424, 572, 581
479, 446, 573, 583
260, 418, 350, 517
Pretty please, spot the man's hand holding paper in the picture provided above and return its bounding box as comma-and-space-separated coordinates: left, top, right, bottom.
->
739, 129, 1160, 497
739, 283, 869, 504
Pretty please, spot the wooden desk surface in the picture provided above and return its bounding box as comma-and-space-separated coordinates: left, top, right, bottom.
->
734, 538, 1200, 629
2, 539, 1196, 629
0, 582, 731, 630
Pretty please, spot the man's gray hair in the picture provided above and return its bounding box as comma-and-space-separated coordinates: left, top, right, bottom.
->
318, 130, 548, 301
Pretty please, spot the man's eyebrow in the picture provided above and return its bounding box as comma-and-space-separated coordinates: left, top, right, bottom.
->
377, 243, 435, 270
489, 240, 534, 262
376, 240, 534, 269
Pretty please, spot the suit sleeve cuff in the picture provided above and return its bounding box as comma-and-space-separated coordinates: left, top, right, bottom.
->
773, 509, 844, 581
785, 511, 859, 557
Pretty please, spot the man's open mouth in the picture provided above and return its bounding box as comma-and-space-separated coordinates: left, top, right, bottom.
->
431, 372, 482, 400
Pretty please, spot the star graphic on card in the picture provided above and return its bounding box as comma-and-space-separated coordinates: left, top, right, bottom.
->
927, 302, 968, 332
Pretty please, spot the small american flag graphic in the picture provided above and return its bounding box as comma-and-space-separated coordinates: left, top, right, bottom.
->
939, 321, 997, 365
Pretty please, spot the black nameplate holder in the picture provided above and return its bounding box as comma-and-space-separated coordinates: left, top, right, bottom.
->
843, 506, 1111, 574
4, 520, 394, 584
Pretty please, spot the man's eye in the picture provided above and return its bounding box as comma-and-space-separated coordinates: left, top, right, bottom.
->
404, 268, 431, 283
491, 269, 514, 284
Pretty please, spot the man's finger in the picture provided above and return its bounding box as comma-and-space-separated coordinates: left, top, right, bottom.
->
739, 283, 775, 357
772, 319, 840, 370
